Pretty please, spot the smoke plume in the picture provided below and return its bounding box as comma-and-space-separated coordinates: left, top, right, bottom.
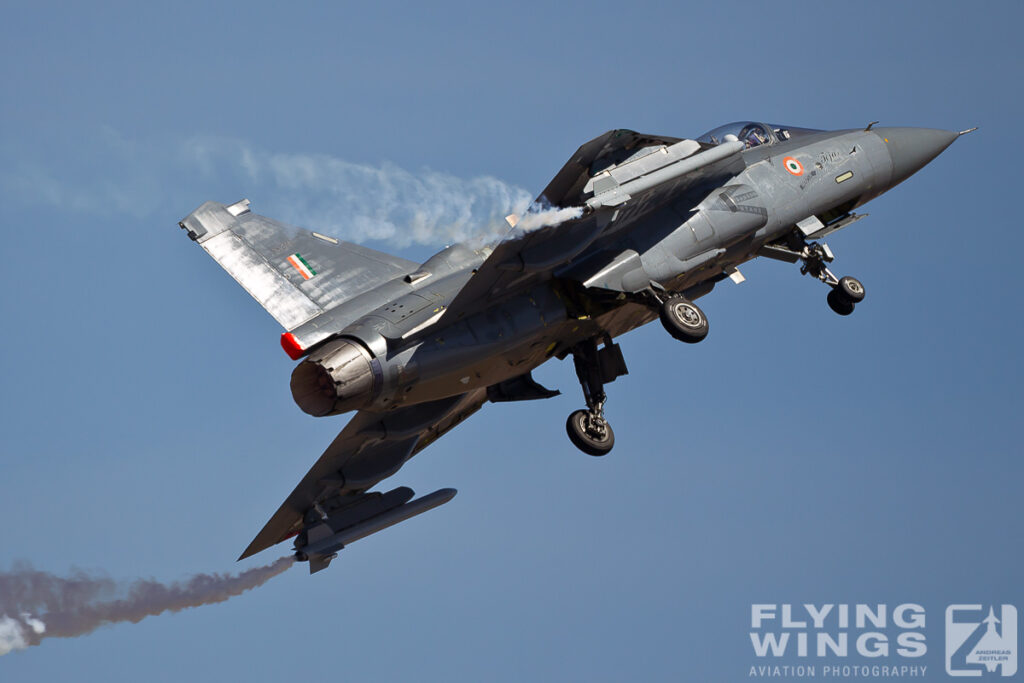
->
0, 557, 293, 655
2, 127, 594, 250
512, 204, 584, 233
2, 128, 587, 248
183, 136, 541, 247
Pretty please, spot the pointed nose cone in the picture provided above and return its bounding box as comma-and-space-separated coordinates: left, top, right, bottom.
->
874, 127, 959, 188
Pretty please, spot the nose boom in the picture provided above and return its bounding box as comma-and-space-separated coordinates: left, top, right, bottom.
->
873, 127, 959, 188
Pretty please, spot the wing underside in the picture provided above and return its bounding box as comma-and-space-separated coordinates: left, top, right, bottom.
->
240, 388, 488, 563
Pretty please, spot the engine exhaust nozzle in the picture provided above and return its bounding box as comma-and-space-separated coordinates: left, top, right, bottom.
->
290, 338, 378, 416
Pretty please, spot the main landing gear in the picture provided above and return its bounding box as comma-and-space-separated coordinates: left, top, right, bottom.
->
562, 285, 710, 455
562, 286, 707, 455
566, 336, 627, 456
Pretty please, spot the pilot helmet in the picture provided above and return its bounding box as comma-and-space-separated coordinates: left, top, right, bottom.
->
740, 124, 768, 148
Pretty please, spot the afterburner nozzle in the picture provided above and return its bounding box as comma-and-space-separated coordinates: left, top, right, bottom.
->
290, 338, 379, 416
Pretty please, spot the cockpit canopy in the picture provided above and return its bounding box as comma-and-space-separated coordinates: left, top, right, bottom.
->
697, 121, 822, 149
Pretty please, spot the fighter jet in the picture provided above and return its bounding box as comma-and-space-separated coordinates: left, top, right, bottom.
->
180, 121, 970, 572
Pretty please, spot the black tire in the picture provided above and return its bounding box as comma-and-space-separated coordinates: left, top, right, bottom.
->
659, 298, 709, 343
837, 276, 865, 303
827, 287, 855, 316
566, 409, 615, 456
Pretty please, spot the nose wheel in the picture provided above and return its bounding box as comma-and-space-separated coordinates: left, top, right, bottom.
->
827, 276, 865, 315
566, 337, 627, 456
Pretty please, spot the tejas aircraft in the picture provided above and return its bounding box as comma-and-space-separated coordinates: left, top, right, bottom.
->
180, 121, 970, 572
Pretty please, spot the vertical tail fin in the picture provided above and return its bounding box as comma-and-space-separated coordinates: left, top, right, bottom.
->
180, 200, 418, 331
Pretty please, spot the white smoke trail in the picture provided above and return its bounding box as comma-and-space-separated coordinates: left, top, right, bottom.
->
0, 614, 45, 655
2, 125, 552, 248
2, 128, 585, 248
0, 557, 293, 655
183, 137, 538, 247
513, 205, 584, 232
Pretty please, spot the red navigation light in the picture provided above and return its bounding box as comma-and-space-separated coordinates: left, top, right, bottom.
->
280, 332, 304, 360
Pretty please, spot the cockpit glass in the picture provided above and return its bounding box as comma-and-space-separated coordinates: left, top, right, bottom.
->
697, 121, 823, 148
766, 123, 822, 142
697, 122, 771, 147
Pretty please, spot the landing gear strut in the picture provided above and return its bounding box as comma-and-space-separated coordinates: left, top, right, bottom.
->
566, 337, 627, 456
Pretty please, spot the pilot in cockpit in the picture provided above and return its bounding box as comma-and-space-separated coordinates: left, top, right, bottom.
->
739, 124, 770, 148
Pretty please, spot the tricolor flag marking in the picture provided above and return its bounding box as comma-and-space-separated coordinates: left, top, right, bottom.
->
287, 253, 317, 280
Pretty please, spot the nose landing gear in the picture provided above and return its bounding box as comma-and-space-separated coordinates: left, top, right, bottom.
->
799, 242, 867, 316
566, 337, 627, 456
760, 236, 867, 316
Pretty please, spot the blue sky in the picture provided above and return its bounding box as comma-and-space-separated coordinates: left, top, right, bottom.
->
1, 1, 1021, 680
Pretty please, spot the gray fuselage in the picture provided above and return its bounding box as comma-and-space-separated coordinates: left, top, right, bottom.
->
288, 126, 957, 417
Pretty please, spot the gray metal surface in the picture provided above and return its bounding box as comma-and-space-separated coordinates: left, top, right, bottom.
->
180, 201, 418, 331
181, 120, 966, 569
297, 488, 457, 573
238, 389, 487, 560
586, 139, 743, 209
